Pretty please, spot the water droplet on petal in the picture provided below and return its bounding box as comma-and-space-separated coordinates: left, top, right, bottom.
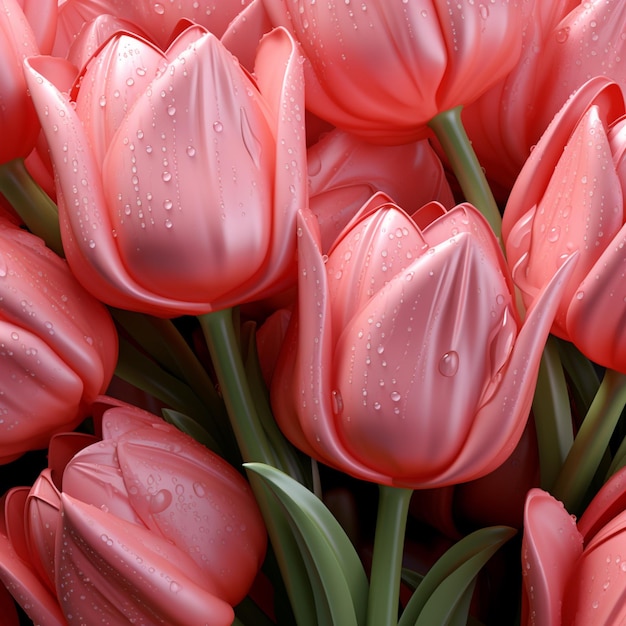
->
153, 3, 165, 14
149, 489, 172, 513
213, 121, 223, 133
331, 389, 343, 414
438, 351, 459, 377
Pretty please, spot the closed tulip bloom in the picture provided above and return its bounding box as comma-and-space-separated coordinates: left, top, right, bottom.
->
271, 194, 575, 488
522, 467, 626, 625
0, 221, 117, 463
261, 0, 526, 143
502, 77, 626, 371
0, 403, 267, 625
24, 23, 305, 317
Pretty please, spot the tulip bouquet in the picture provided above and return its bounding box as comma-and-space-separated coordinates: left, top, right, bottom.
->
1, 0, 626, 624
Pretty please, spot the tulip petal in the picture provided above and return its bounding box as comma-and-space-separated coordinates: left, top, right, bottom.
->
565, 224, 626, 372
522, 489, 583, 626
24, 55, 209, 315
116, 423, 267, 605
0, 224, 117, 402
218, 26, 306, 306
503, 76, 624, 245
62, 438, 145, 526
578, 466, 626, 543
562, 509, 626, 624
56, 493, 234, 626
0, 487, 65, 625
25, 470, 60, 590
434, 251, 578, 484
332, 231, 510, 483
272, 209, 389, 483
0, 321, 84, 456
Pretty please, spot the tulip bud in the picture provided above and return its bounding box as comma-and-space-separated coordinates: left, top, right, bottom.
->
0, 221, 117, 463
271, 194, 576, 488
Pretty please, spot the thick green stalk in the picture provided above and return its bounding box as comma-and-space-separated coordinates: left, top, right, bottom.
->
552, 368, 626, 515
428, 106, 502, 242
367, 485, 413, 626
199, 308, 319, 626
0, 158, 63, 256
198, 308, 280, 467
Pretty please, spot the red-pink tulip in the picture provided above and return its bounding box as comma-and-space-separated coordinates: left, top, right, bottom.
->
261, 0, 526, 143
0, 220, 117, 463
0, 402, 267, 625
502, 77, 626, 371
271, 193, 576, 488
522, 467, 626, 625
24, 23, 306, 317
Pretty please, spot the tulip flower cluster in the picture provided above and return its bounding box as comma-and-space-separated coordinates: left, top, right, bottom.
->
0, 0, 626, 625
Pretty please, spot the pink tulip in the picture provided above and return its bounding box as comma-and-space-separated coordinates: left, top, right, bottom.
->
24, 23, 306, 317
308, 128, 455, 252
271, 193, 576, 488
502, 77, 626, 371
0, 220, 117, 463
522, 466, 626, 625
260, 0, 526, 143
460, 0, 578, 199
53, 0, 253, 54
0, 402, 267, 625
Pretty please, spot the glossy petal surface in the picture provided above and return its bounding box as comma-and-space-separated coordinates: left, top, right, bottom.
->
262, 0, 524, 142
57, 494, 235, 626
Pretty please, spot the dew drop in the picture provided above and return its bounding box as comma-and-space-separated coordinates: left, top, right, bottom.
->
149, 489, 172, 513
153, 3, 165, 14
193, 482, 206, 498
213, 121, 223, 133
390, 391, 402, 402
164, 219, 173, 229
163, 199, 173, 210
167, 105, 176, 116
162, 171, 172, 182
170, 581, 181, 593
438, 351, 459, 377
99, 95, 106, 107
186, 145, 196, 157
331, 389, 343, 415
556, 27, 570, 43
547, 226, 561, 243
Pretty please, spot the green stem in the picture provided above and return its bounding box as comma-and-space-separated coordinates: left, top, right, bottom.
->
428, 106, 502, 241
551, 368, 626, 515
367, 485, 413, 626
0, 158, 63, 256
531, 336, 574, 490
199, 309, 320, 626
198, 308, 279, 467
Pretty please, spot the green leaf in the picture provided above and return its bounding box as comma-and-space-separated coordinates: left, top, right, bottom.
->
245, 462, 369, 626
161, 409, 232, 459
398, 526, 516, 626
